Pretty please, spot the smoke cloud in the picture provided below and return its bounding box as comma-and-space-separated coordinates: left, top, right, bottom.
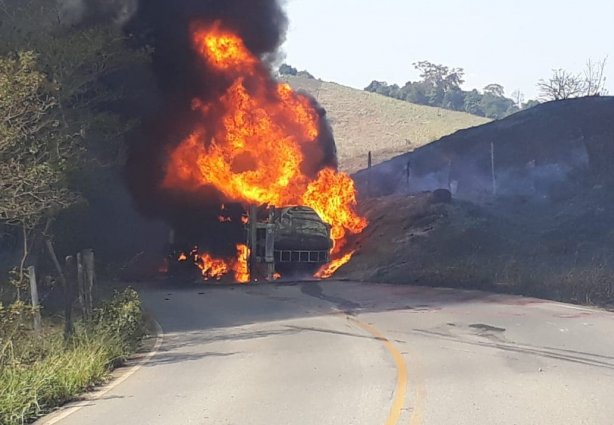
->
59, 0, 139, 26
116, 0, 336, 253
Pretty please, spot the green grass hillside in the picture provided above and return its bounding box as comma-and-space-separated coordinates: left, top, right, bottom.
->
283, 75, 490, 173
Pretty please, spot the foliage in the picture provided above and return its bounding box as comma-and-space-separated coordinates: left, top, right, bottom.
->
0, 0, 152, 288
538, 57, 609, 101
0, 52, 79, 228
279, 63, 315, 80
413, 60, 465, 92
365, 60, 534, 119
483, 83, 505, 98
92, 288, 146, 353
0, 289, 145, 425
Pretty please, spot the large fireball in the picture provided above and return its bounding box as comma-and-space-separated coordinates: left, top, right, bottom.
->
163, 21, 367, 277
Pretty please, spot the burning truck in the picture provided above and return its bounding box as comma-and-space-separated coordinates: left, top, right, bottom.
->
247, 205, 333, 279
130, 18, 367, 283
170, 204, 334, 281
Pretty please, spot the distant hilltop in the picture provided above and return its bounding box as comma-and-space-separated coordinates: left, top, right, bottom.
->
282, 75, 489, 174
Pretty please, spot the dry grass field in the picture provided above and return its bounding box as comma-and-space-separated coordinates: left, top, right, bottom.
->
283, 75, 490, 173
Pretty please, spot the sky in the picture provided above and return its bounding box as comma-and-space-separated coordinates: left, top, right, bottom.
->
282, 0, 614, 100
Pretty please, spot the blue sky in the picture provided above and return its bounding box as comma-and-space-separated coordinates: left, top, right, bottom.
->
283, 0, 613, 100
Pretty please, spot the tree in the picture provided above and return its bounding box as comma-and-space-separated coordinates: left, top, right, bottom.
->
0, 0, 151, 286
522, 99, 540, 109
442, 89, 466, 111
364, 60, 522, 119
538, 69, 586, 101
511, 90, 525, 109
279, 64, 298, 76
365, 81, 401, 99
463, 89, 483, 115
584, 57, 608, 96
412, 61, 465, 92
484, 84, 505, 98
479, 93, 516, 119
0, 52, 79, 284
0, 52, 79, 227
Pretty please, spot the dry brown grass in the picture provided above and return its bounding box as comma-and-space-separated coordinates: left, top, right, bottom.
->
283, 76, 490, 173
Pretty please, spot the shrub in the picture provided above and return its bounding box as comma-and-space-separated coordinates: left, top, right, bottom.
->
0, 288, 145, 425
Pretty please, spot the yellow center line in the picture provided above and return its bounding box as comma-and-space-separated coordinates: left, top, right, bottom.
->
349, 317, 409, 425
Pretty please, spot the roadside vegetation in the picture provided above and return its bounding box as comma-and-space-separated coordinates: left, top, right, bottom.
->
0, 289, 145, 425
0, 3, 153, 423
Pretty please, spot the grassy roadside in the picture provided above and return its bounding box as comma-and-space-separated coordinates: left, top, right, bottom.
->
0, 289, 146, 425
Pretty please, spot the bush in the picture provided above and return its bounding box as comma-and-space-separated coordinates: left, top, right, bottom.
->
0, 289, 145, 425
92, 288, 146, 354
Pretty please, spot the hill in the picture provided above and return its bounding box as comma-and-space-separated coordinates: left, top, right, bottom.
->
355, 96, 614, 200
343, 97, 614, 307
283, 75, 490, 173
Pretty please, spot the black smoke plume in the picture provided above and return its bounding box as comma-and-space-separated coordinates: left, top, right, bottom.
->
59, 0, 138, 26
117, 0, 337, 254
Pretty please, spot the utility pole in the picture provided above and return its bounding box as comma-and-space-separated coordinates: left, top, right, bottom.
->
491, 141, 497, 196
367, 151, 372, 196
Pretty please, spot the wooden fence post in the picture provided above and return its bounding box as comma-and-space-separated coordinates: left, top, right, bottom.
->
81, 249, 95, 318
64, 256, 76, 340
76, 252, 87, 319
27, 266, 42, 335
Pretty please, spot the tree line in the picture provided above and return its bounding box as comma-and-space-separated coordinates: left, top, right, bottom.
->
364, 61, 533, 119
281, 57, 609, 120
364, 59, 608, 119
0, 0, 150, 298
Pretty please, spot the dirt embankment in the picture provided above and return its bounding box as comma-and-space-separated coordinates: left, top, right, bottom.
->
343, 97, 614, 307
355, 97, 614, 201
341, 189, 614, 306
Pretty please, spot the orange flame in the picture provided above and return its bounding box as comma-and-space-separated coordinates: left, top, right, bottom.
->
196, 253, 229, 280
234, 244, 250, 283
177, 245, 250, 282
316, 251, 356, 279
164, 22, 367, 278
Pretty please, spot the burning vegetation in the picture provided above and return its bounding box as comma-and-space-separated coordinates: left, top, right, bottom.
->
156, 22, 366, 282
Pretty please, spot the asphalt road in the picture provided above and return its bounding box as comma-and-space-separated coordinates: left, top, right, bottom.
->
41, 281, 614, 425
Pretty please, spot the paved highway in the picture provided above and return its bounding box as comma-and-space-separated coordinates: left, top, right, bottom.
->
40, 281, 614, 425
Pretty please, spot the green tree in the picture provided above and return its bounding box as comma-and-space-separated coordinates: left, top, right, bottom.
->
484, 84, 505, 98
479, 94, 516, 119
463, 89, 483, 115
0, 0, 151, 284
522, 99, 541, 109
0, 51, 79, 285
442, 89, 466, 111
413, 61, 465, 92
